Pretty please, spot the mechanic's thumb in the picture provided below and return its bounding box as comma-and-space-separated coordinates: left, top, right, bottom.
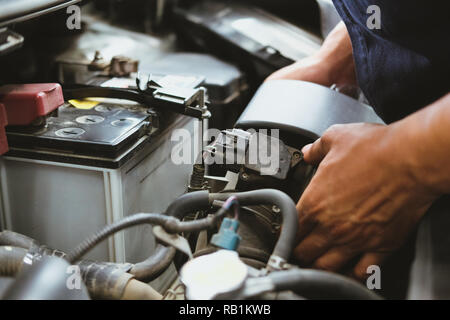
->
302, 138, 330, 165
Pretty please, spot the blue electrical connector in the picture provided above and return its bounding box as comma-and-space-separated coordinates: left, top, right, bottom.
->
211, 218, 241, 251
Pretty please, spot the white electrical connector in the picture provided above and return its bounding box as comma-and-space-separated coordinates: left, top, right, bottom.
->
180, 250, 248, 300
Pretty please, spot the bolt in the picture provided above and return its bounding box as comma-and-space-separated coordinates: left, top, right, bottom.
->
241, 173, 249, 181
271, 223, 281, 233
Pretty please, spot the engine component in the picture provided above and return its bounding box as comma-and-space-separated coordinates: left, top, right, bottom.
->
0, 230, 162, 300
173, 1, 321, 79
133, 53, 250, 129
129, 190, 212, 283
192, 204, 279, 270
66, 203, 238, 264
211, 218, 241, 251
77, 260, 161, 300
60, 189, 295, 275
180, 250, 248, 300
0, 231, 163, 300
0, 230, 40, 250
153, 225, 193, 259
240, 268, 382, 300
0, 246, 27, 277
3, 256, 90, 300
0, 186, 381, 300
88, 51, 139, 78
204, 128, 302, 180
63, 76, 210, 120
0, 28, 23, 56
236, 80, 384, 147
210, 189, 298, 270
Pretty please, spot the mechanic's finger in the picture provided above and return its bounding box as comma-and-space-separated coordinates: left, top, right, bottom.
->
295, 201, 317, 241
293, 230, 331, 266
313, 246, 358, 272
301, 138, 330, 166
353, 252, 389, 280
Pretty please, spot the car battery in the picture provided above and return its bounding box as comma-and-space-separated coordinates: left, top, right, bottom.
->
57, 52, 248, 130
0, 90, 200, 291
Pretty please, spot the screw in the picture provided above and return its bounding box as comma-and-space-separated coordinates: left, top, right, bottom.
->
241, 173, 249, 181
293, 152, 302, 160
272, 205, 281, 213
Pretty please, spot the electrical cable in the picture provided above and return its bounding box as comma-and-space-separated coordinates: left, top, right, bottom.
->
209, 189, 298, 263
264, 268, 382, 300
67, 206, 225, 263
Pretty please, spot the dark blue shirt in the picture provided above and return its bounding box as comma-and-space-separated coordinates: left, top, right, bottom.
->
332, 0, 449, 123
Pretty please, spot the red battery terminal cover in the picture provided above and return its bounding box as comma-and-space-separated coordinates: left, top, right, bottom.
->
0, 103, 8, 155
0, 83, 64, 126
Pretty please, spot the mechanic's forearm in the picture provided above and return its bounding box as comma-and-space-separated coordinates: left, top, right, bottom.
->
316, 21, 355, 85
390, 93, 450, 195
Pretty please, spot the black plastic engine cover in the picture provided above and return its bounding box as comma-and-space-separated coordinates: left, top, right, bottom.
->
235, 80, 384, 148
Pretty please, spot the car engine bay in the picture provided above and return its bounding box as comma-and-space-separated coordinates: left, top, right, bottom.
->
0, 0, 446, 302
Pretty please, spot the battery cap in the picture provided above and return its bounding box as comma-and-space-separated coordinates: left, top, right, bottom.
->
0, 83, 64, 126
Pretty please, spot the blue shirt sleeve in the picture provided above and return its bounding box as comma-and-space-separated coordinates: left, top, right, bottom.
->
332, 0, 449, 123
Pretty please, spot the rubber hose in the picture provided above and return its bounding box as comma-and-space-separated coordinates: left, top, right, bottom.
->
210, 189, 298, 261
0, 246, 27, 277
0, 231, 35, 249
268, 269, 382, 300
129, 245, 176, 283
121, 279, 163, 300
165, 191, 211, 219
130, 191, 211, 282
67, 213, 173, 263
69, 200, 216, 264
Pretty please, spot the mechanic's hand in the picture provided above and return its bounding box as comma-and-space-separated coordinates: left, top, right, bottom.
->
266, 22, 356, 89
265, 55, 337, 85
294, 123, 438, 280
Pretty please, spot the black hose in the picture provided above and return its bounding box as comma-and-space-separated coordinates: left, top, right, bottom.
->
267, 269, 382, 300
165, 191, 211, 219
210, 189, 298, 262
0, 231, 35, 249
67, 213, 172, 263
129, 246, 176, 283
0, 246, 27, 277
130, 191, 211, 282
68, 202, 218, 264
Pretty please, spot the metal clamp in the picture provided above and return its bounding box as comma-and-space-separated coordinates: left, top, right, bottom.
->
267, 255, 289, 271
137, 72, 211, 119
0, 28, 24, 56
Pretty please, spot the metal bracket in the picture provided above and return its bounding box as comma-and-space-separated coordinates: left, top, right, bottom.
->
267, 255, 289, 271
0, 28, 24, 56
204, 129, 302, 180
136, 72, 210, 119
153, 225, 193, 259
